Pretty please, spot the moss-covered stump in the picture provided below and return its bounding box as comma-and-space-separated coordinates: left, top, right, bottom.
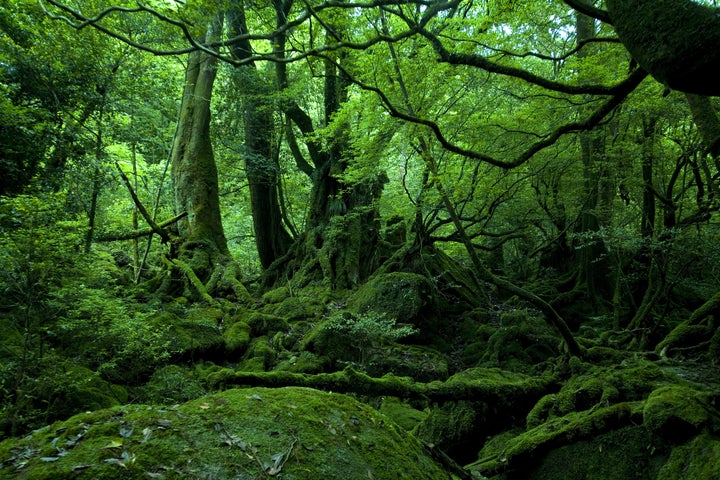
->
0, 387, 452, 480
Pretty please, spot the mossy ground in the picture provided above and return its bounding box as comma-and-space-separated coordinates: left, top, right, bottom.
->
0, 387, 451, 480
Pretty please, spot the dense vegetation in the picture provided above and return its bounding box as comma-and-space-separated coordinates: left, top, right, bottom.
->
2, 0, 720, 478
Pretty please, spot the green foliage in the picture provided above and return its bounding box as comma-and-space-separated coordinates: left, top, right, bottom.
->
324, 311, 417, 365
0, 194, 168, 435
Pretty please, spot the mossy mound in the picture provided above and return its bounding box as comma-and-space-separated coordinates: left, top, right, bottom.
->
348, 272, 435, 324
0, 387, 452, 480
149, 312, 224, 359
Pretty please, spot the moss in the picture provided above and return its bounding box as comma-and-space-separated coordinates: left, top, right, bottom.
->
223, 321, 251, 354
365, 344, 449, 382
481, 311, 557, 373
525, 425, 668, 480
245, 312, 290, 336
643, 385, 716, 441
149, 313, 223, 357
0, 387, 452, 479
243, 336, 276, 370
548, 359, 666, 418
268, 295, 322, 321
261, 286, 290, 304
185, 306, 224, 324
657, 434, 720, 480
140, 365, 206, 404
415, 401, 479, 451
378, 397, 428, 431
470, 402, 641, 477
348, 272, 435, 324
275, 351, 327, 374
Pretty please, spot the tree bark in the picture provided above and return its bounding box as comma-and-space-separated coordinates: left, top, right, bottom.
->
227, 5, 293, 269
170, 17, 237, 293
605, 0, 720, 96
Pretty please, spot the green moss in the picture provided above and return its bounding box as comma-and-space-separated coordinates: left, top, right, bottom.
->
526, 425, 668, 480
470, 402, 640, 476
657, 434, 720, 480
378, 397, 428, 431
348, 272, 434, 324
415, 401, 478, 450
245, 312, 290, 336
223, 321, 251, 354
0, 387, 452, 479
365, 344, 449, 382
643, 385, 716, 441
481, 311, 557, 373
149, 313, 223, 357
140, 365, 206, 404
261, 286, 290, 304
275, 351, 327, 374
185, 306, 224, 324
243, 336, 276, 370
548, 359, 666, 418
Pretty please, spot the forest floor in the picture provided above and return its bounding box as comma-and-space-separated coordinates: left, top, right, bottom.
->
1, 272, 719, 479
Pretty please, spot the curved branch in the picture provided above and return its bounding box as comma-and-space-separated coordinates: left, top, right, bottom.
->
421, 27, 637, 96
562, 0, 613, 25
337, 57, 647, 168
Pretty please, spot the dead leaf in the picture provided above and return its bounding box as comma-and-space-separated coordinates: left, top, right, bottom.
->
199, 403, 210, 410
103, 440, 123, 449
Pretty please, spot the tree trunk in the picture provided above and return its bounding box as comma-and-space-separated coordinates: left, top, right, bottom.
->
575, 12, 612, 305
266, 20, 386, 289
227, 6, 293, 269
605, 0, 720, 96
170, 17, 244, 300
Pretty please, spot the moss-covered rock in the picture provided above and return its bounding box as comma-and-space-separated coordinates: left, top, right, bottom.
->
348, 272, 435, 325
657, 434, 720, 480
243, 336, 276, 370
378, 397, 428, 431
0, 387, 452, 479
185, 306, 224, 325
480, 309, 557, 373
223, 320, 251, 354
643, 385, 716, 441
274, 351, 327, 374
525, 425, 668, 480
415, 401, 479, 453
148, 312, 224, 360
245, 312, 290, 336
538, 359, 667, 423
268, 295, 323, 321
365, 344, 449, 382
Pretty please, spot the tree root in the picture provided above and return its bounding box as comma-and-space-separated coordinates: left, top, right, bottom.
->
205, 365, 557, 404
467, 401, 639, 477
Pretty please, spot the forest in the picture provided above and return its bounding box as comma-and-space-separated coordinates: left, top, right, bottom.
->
1, 0, 720, 478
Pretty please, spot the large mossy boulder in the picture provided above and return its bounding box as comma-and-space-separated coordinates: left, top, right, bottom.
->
348, 272, 435, 326
0, 387, 452, 480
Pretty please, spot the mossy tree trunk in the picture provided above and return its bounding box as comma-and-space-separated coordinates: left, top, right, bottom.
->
169, 17, 248, 301
605, 0, 720, 96
227, 5, 293, 270
267, 18, 386, 289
